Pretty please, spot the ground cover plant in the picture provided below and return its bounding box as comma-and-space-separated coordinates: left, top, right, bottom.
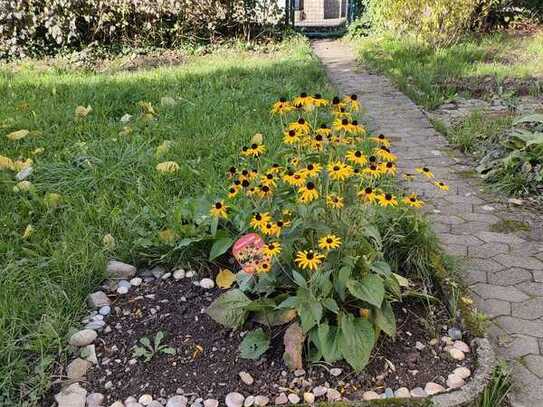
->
195, 93, 452, 370
0, 37, 331, 405
350, 30, 543, 109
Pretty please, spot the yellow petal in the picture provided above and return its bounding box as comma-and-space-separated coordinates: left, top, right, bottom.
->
216, 268, 236, 289
6, 130, 29, 141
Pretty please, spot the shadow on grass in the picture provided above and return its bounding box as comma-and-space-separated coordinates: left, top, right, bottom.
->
0, 47, 332, 404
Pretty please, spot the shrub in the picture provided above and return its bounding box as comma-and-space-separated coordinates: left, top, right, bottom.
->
0, 0, 284, 58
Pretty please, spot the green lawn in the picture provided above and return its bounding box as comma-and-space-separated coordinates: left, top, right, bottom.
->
0, 38, 331, 405
351, 30, 543, 109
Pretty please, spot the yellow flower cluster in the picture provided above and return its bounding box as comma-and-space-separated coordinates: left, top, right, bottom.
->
207, 92, 447, 272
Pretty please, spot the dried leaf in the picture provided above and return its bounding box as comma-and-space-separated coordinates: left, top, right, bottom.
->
75, 105, 92, 119
216, 268, 236, 289
251, 132, 264, 145
6, 130, 29, 141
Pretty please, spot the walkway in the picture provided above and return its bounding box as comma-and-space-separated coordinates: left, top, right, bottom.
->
311, 39, 543, 406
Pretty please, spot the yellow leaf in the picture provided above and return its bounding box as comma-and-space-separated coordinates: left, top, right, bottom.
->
159, 228, 177, 242
155, 140, 174, 158
251, 132, 264, 145
6, 130, 29, 141
156, 161, 179, 174
22, 224, 33, 239
216, 268, 236, 289
75, 105, 92, 119
15, 181, 32, 192
0, 155, 15, 170
44, 192, 62, 208
102, 234, 116, 251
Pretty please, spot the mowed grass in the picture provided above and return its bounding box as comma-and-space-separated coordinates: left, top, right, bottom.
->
0, 38, 331, 405
351, 30, 543, 109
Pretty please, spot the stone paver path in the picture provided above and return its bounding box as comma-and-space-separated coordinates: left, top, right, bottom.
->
311, 39, 543, 406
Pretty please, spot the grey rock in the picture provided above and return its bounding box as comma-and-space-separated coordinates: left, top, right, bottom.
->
85, 320, 106, 331
239, 371, 254, 385
16, 166, 33, 181
274, 393, 288, 405
410, 387, 427, 398
66, 358, 91, 379
88, 291, 111, 308
329, 368, 342, 377
362, 391, 379, 400
326, 388, 341, 401
69, 329, 97, 347
130, 277, 143, 286
82, 344, 98, 364
447, 374, 465, 389
173, 269, 185, 280
447, 327, 462, 340
454, 340, 470, 353
312, 386, 327, 398
287, 393, 300, 404
225, 392, 244, 407
453, 367, 471, 379
107, 260, 137, 279
167, 396, 188, 407
99, 305, 111, 316
384, 388, 394, 398
151, 266, 166, 279
117, 286, 129, 295
110, 402, 125, 407
87, 392, 105, 407
55, 383, 87, 407
254, 395, 269, 406
118, 280, 131, 289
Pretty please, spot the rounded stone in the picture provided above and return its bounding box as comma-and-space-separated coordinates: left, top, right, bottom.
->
453, 340, 470, 353
87, 392, 104, 407
185, 271, 195, 278
394, 388, 411, 398
287, 393, 300, 404
118, 280, 131, 289
99, 305, 111, 316
448, 327, 462, 340
447, 374, 465, 389
410, 387, 427, 398
326, 389, 341, 402
312, 386, 327, 398
110, 402, 125, 407
239, 371, 254, 385
449, 348, 465, 360
162, 272, 172, 280
139, 394, 153, 405
384, 388, 394, 398
130, 277, 143, 286
204, 399, 218, 407
362, 391, 379, 400
329, 368, 342, 377
424, 382, 446, 395
149, 402, 163, 407
453, 366, 471, 379
274, 393, 288, 405
225, 392, 244, 407
200, 278, 214, 289
254, 395, 269, 406
69, 329, 97, 347
167, 396, 188, 407
293, 369, 306, 377
173, 269, 185, 280
303, 392, 315, 404
244, 395, 255, 407
117, 286, 129, 295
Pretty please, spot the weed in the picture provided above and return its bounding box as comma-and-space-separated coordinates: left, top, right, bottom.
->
133, 331, 176, 362
478, 361, 512, 407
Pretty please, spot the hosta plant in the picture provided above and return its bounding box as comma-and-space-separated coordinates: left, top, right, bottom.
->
199, 93, 447, 371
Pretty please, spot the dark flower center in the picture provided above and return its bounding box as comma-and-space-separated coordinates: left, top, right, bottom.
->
355, 151, 362, 157
341, 118, 349, 125
234, 180, 241, 186
365, 187, 373, 194
300, 92, 307, 98
378, 134, 385, 139
385, 194, 392, 200
352, 120, 358, 125
307, 164, 314, 170
410, 197, 416, 202
333, 166, 340, 171
298, 118, 305, 125
326, 238, 333, 244
242, 146, 248, 152
381, 146, 390, 152
289, 129, 296, 136
287, 170, 294, 176
306, 182, 315, 190
370, 165, 377, 170
320, 124, 328, 129
306, 252, 314, 260
369, 156, 377, 162
262, 186, 270, 192
242, 170, 249, 176
332, 96, 340, 104
266, 173, 273, 179
277, 221, 284, 227
269, 244, 275, 250
255, 213, 262, 220
386, 162, 394, 168
279, 97, 287, 103
251, 143, 258, 149
229, 188, 236, 193
351, 94, 358, 101
314, 93, 321, 99
229, 166, 236, 174
215, 202, 222, 209
272, 163, 279, 168
315, 135, 323, 141
242, 180, 250, 187
423, 167, 430, 172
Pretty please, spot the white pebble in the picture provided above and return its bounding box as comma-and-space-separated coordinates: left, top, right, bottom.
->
312, 386, 327, 398
447, 374, 465, 389
254, 396, 269, 406
203, 400, 218, 407
239, 371, 254, 385
99, 306, 111, 316
117, 286, 129, 295
185, 270, 195, 278
362, 391, 379, 400
287, 394, 300, 404
326, 389, 341, 401
139, 394, 153, 405
162, 272, 172, 280
303, 392, 315, 404
200, 278, 215, 289
225, 392, 244, 407
244, 395, 255, 407
173, 269, 185, 280
394, 388, 411, 398
453, 340, 470, 353
130, 277, 143, 286
329, 368, 342, 377
449, 348, 465, 360
424, 382, 445, 395
453, 366, 471, 379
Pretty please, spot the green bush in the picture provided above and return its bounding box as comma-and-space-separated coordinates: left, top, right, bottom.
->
0, 0, 284, 58
360, 0, 492, 47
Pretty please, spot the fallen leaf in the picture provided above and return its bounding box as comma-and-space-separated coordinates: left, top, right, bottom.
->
22, 224, 33, 239
251, 132, 264, 145
160, 96, 177, 107
75, 105, 92, 119
102, 234, 115, 251
156, 161, 179, 174
216, 268, 236, 289
15, 181, 32, 192
6, 130, 29, 141
159, 228, 177, 242
155, 140, 174, 158
0, 155, 14, 170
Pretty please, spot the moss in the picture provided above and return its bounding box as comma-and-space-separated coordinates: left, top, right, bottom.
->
457, 169, 478, 178
489, 219, 531, 233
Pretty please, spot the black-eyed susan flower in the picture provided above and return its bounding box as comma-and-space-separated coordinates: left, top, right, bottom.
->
358, 187, 378, 204
362, 164, 383, 178
377, 193, 398, 207
283, 129, 300, 145
289, 156, 300, 167
262, 222, 281, 237
250, 212, 271, 229
434, 181, 449, 191
257, 261, 272, 273
312, 93, 329, 107
346, 150, 367, 166
326, 194, 344, 209
416, 167, 434, 178
316, 124, 332, 137
403, 173, 416, 181
403, 194, 425, 208
295, 250, 325, 271
248, 143, 266, 157
318, 234, 342, 250
289, 117, 311, 134
380, 161, 397, 176
228, 185, 240, 198
331, 96, 346, 110
327, 161, 353, 181
227, 166, 237, 178
282, 169, 306, 187
333, 107, 352, 119
268, 163, 282, 174
370, 133, 391, 147
263, 242, 282, 257
333, 118, 351, 132
344, 94, 360, 111
210, 201, 229, 218
292, 92, 311, 107
260, 172, 277, 188
348, 120, 365, 135
375, 146, 397, 162
246, 186, 258, 197
299, 163, 322, 178
298, 181, 319, 203
257, 184, 273, 199
271, 97, 294, 115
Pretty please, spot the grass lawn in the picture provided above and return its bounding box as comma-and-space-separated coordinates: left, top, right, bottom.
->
350, 30, 543, 109
0, 37, 331, 405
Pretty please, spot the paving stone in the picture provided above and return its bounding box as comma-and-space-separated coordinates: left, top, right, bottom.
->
495, 334, 540, 360
451, 221, 491, 234
495, 316, 543, 337
471, 284, 529, 302
465, 257, 506, 273
463, 269, 487, 285
475, 231, 526, 246
517, 281, 543, 296
509, 361, 543, 405
468, 242, 510, 259
494, 254, 543, 270
523, 355, 543, 378
477, 298, 511, 319
488, 268, 533, 286
438, 233, 484, 247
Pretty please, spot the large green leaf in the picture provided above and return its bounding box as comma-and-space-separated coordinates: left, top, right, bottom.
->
315, 323, 341, 363
239, 328, 270, 359
206, 289, 251, 329
209, 236, 234, 261
338, 313, 375, 371
335, 265, 352, 301
347, 274, 385, 308
374, 301, 396, 337
296, 288, 322, 333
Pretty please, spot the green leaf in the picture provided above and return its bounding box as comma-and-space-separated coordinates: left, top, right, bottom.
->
291, 269, 308, 288
322, 298, 339, 314
347, 274, 385, 308
335, 265, 352, 301
255, 309, 297, 327
139, 337, 151, 348
154, 331, 164, 348
370, 261, 391, 276
315, 323, 341, 363
161, 347, 176, 355
338, 313, 375, 371
296, 288, 322, 333
277, 296, 298, 309
206, 289, 251, 329
236, 271, 255, 292
374, 301, 396, 337
209, 237, 234, 261
239, 328, 270, 360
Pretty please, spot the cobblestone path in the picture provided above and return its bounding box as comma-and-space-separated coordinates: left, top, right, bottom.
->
311, 39, 543, 406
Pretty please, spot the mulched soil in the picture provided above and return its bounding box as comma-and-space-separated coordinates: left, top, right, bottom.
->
71, 276, 476, 405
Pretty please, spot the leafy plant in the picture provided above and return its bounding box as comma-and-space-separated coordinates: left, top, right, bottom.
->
204, 93, 447, 370
132, 331, 176, 362
239, 328, 270, 359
